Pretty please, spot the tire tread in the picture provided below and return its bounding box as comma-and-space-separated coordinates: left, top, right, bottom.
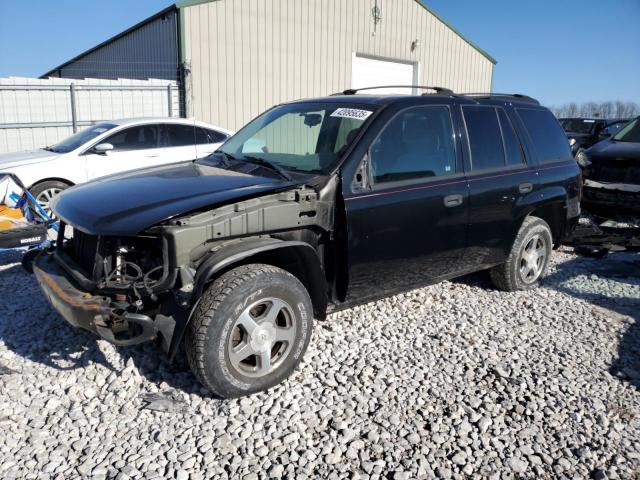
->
184, 264, 294, 392
490, 216, 551, 292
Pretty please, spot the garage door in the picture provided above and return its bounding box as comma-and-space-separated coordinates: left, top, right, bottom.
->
351, 55, 417, 94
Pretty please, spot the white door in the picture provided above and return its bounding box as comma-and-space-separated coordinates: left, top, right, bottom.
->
351, 55, 417, 94
85, 124, 165, 180
164, 124, 224, 162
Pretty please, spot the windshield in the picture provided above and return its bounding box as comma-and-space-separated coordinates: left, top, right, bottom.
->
216, 102, 376, 174
560, 119, 596, 134
48, 122, 117, 153
612, 117, 640, 142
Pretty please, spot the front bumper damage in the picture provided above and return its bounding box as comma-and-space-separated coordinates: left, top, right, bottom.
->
33, 252, 173, 347
582, 179, 640, 219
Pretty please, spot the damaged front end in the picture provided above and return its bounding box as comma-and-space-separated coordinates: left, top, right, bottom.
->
581, 157, 640, 221
34, 225, 180, 349
33, 183, 334, 355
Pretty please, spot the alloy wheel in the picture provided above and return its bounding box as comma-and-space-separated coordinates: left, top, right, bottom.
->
519, 234, 547, 284
228, 298, 297, 378
36, 187, 62, 218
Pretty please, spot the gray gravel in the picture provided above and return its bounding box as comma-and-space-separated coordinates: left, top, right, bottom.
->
0, 248, 639, 479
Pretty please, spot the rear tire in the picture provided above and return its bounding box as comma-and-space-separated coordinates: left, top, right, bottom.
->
185, 264, 314, 398
490, 216, 553, 292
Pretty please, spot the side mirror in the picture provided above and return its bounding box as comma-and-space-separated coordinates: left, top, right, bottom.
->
93, 143, 114, 154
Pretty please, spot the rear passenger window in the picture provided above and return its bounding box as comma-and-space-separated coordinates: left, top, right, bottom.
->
203, 128, 227, 143
463, 106, 505, 170
370, 106, 456, 184
166, 124, 200, 147
516, 109, 572, 163
498, 109, 525, 166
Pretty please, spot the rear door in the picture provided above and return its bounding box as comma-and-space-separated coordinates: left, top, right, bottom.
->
460, 104, 536, 267
343, 103, 469, 303
84, 124, 164, 180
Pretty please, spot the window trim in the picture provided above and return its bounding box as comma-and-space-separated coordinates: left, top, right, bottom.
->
461, 104, 529, 176
360, 104, 460, 192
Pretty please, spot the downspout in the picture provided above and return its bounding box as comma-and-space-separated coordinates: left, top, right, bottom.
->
176, 5, 189, 118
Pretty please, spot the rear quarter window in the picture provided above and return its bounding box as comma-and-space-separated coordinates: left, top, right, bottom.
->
516, 109, 571, 163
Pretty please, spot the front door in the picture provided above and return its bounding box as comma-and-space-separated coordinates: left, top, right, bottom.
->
343, 104, 469, 303
85, 124, 164, 180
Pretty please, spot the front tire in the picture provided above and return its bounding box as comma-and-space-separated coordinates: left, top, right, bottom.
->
30, 180, 71, 218
185, 264, 314, 398
490, 216, 553, 292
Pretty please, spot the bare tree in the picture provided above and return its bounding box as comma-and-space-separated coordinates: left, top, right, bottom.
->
551, 101, 639, 119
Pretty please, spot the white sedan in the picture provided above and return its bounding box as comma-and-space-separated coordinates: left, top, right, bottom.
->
0, 118, 233, 215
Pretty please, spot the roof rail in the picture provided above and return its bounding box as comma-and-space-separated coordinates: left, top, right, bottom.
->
460, 93, 540, 105
335, 85, 454, 96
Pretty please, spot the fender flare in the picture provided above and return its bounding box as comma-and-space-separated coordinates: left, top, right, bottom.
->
168, 238, 327, 360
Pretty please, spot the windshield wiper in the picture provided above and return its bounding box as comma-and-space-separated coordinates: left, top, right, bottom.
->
42, 145, 57, 152
240, 155, 293, 181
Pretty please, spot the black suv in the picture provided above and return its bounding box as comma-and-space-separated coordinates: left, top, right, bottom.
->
31, 88, 581, 398
577, 115, 640, 221
560, 117, 630, 155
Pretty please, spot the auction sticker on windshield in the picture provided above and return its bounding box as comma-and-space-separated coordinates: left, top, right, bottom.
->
330, 108, 373, 121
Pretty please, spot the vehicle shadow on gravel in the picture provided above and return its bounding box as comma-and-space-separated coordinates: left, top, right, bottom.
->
0, 250, 202, 395
454, 252, 640, 390
543, 253, 640, 391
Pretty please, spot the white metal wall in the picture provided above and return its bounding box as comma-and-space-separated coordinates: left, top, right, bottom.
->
181, 0, 495, 130
0, 77, 180, 153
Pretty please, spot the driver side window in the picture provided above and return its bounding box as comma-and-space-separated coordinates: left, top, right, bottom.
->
370, 106, 456, 185
104, 125, 159, 152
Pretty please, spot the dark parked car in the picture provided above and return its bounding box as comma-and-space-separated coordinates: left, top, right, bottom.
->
578, 116, 640, 221
560, 117, 630, 155
31, 88, 581, 398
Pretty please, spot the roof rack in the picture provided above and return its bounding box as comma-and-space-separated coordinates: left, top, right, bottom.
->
336, 85, 454, 96
460, 93, 540, 105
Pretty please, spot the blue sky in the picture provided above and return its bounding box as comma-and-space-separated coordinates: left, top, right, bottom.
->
1, 0, 638, 108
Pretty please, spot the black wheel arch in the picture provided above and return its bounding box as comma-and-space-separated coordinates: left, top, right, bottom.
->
167, 237, 327, 360
519, 187, 575, 246
29, 177, 74, 191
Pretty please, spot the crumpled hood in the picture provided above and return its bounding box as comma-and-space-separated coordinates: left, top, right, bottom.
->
587, 140, 640, 161
52, 161, 300, 235
0, 149, 60, 168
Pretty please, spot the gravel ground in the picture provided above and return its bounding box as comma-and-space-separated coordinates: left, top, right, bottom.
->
0, 248, 639, 479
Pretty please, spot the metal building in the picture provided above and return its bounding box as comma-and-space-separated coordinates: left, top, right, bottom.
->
42, 0, 496, 131
42, 6, 180, 82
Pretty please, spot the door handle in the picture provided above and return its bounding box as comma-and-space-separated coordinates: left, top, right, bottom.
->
443, 194, 463, 208
519, 182, 533, 194
144, 154, 160, 158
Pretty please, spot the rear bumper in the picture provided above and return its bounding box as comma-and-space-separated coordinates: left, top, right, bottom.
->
33, 253, 160, 346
